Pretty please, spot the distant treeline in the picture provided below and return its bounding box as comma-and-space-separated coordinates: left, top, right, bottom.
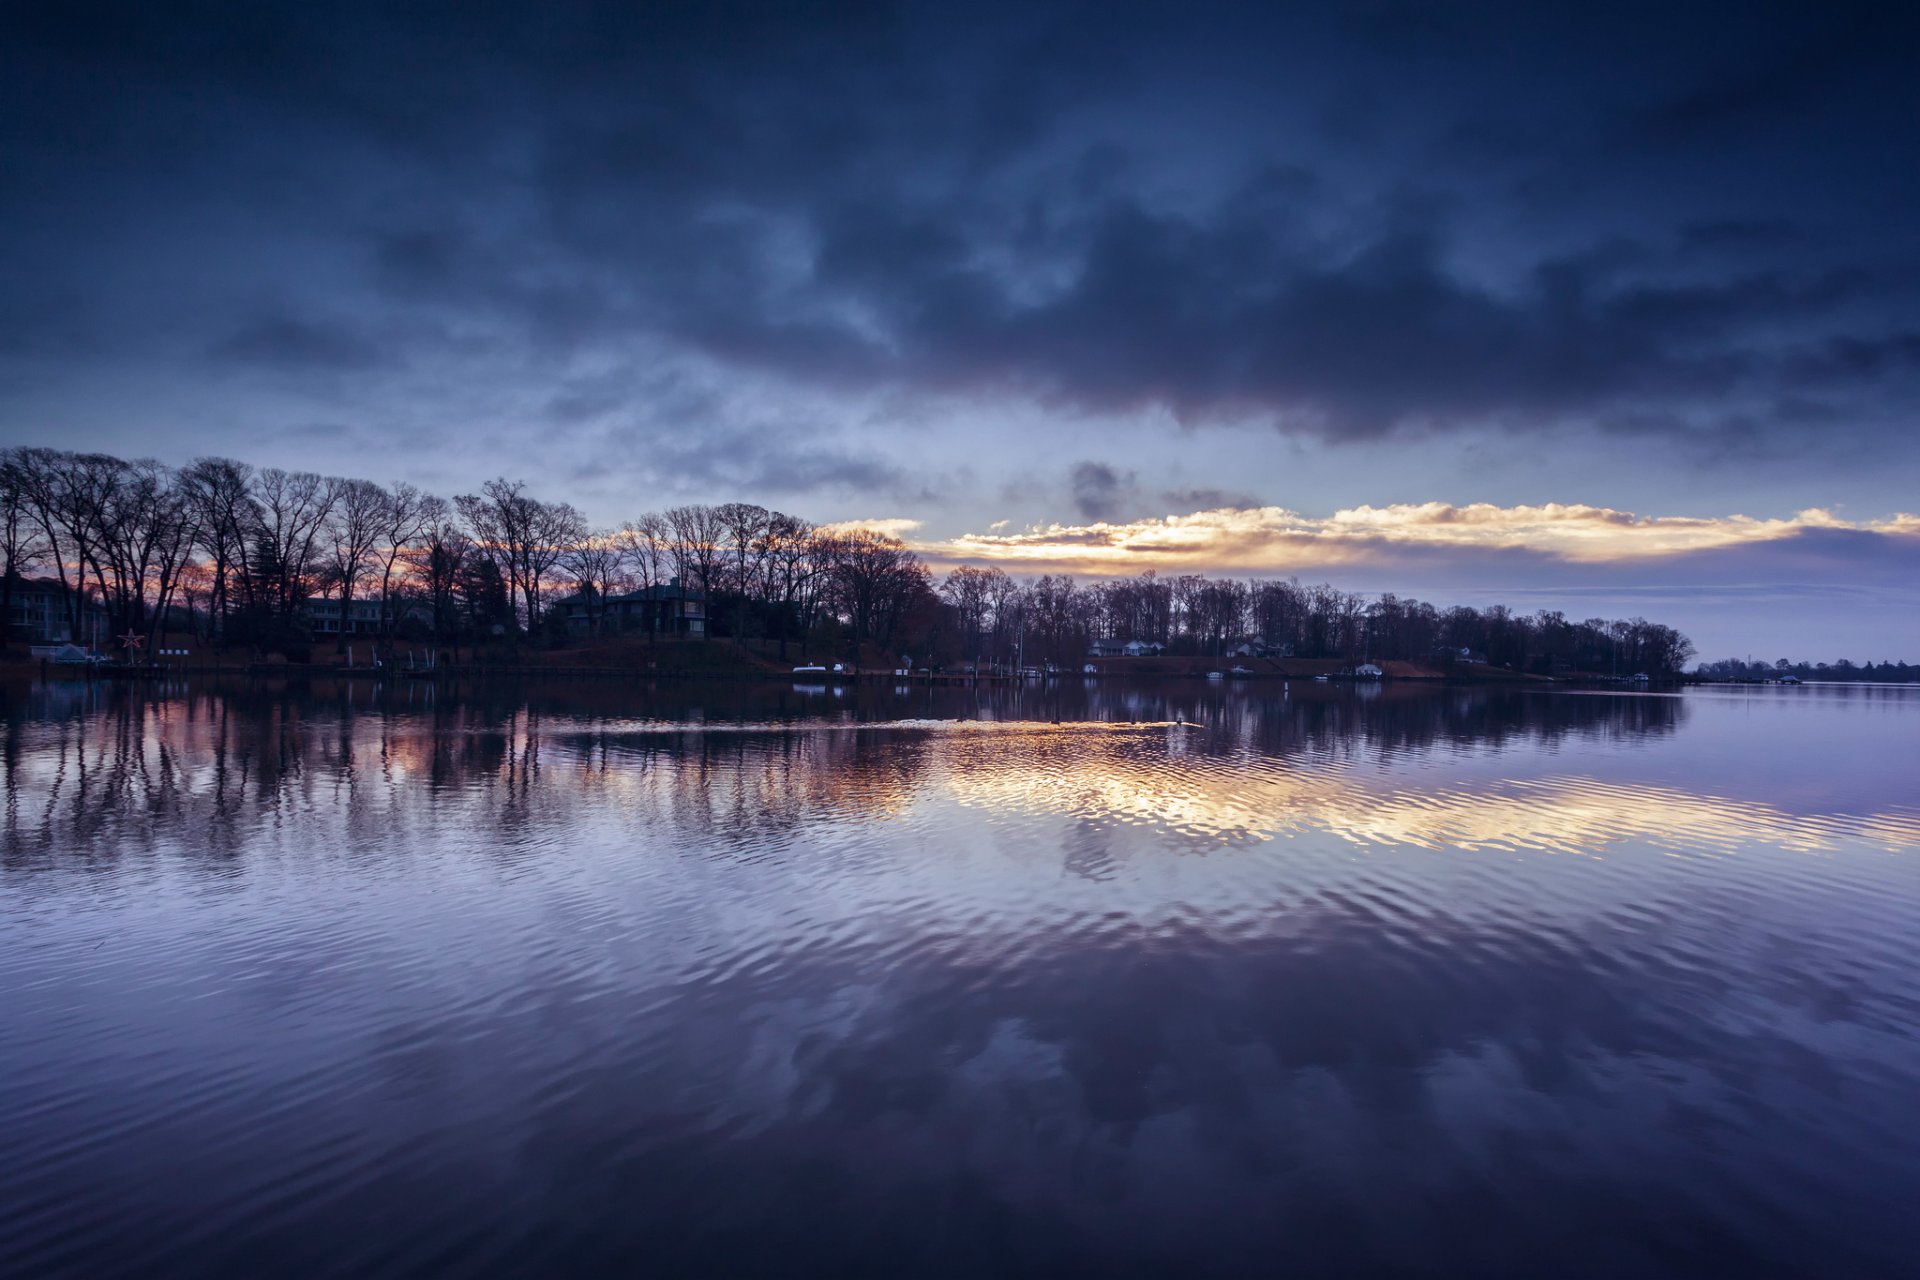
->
1, 446, 1695, 673
1694, 657, 1919, 683
939, 567, 1696, 675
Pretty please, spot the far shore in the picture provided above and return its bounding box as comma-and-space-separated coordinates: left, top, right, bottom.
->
4, 636, 1680, 686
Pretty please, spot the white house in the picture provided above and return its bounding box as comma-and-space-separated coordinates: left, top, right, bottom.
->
31, 643, 99, 665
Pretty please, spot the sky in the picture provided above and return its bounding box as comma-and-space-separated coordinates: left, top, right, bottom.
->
2, 0, 1917, 660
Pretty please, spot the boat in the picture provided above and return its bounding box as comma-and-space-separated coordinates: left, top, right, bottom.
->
1206, 671, 1224, 680
793, 664, 827, 674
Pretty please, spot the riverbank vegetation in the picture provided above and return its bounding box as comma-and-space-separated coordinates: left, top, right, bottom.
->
1, 446, 1697, 675
1694, 657, 1919, 684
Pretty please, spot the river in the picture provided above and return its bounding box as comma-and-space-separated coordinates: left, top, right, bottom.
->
3, 677, 1917, 1277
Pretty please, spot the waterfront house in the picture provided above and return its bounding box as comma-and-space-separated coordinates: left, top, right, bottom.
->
4, 575, 105, 645
30, 642, 99, 664
559, 578, 707, 637
304, 597, 386, 635
1434, 645, 1488, 666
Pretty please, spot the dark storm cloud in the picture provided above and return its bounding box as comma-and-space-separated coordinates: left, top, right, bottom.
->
1163, 487, 1262, 512
1068, 461, 1135, 521
628, 424, 937, 507
3, 0, 1918, 474
1066, 463, 1260, 521
209, 317, 390, 372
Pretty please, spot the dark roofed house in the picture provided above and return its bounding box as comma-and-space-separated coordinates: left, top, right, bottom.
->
1434, 645, 1488, 666
303, 597, 385, 636
5, 575, 105, 645
1226, 637, 1293, 658
560, 578, 706, 637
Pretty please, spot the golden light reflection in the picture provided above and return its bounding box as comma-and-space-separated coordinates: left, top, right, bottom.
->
932, 725, 1920, 856
8, 700, 1916, 865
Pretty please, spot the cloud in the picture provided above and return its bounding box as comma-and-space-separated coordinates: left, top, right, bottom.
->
818, 516, 924, 540
1162, 485, 1262, 511
627, 428, 934, 506
4, 0, 1920, 539
915, 500, 1920, 658
208, 317, 390, 372
1067, 460, 1135, 520
925, 501, 1920, 574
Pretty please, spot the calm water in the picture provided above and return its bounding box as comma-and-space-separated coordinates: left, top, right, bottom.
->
3, 677, 1918, 1278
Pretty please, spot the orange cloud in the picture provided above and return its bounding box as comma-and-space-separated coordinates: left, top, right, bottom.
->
870, 502, 1920, 575
816, 516, 925, 540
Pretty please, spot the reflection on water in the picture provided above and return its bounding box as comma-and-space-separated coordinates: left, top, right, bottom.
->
2, 679, 1918, 1278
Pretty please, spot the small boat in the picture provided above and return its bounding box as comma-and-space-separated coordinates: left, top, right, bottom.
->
793, 664, 827, 674
1314, 675, 1329, 682
1206, 671, 1224, 680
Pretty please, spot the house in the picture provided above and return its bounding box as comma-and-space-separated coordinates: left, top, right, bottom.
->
1433, 645, 1488, 666
1122, 639, 1165, 657
1087, 637, 1129, 657
30, 642, 99, 664
301, 597, 435, 636
304, 597, 386, 635
4, 575, 105, 644
560, 579, 706, 636
1225, 638, 1294, 658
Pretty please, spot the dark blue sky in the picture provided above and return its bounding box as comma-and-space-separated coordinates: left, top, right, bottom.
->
3, 1, 1916, 655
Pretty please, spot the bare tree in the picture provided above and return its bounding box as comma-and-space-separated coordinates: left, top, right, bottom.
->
324, 478, 388, 648
758, 512, 816, 660
562, 529, 626, 635
180, 457, 258, 643
615, 514, 671, 641
454, 479, 585, 635
819, 527, 930, 656
13, 449, 119, 643
977, 567, 1020, 669
525, 500, 586, 631
372, 482, 433, 640
172, 558, 215, 641
454, 479, 524, 633
940, 565, 1005, 667
253, 468, 343, 640
664, 504, 726, 639
5, 453, 201, 653
402, 501, 471, 655
0, 450, 49, 647
715, 501, 771, 639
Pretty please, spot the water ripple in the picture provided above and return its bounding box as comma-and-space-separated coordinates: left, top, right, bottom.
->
2, 682, 1918, 1277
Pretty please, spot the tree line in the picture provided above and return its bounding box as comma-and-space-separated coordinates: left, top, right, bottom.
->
938, 567, 1695, 674
1694, 657, 1919, 684
0, 448, 935, 661
0, 445, 1697, 673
